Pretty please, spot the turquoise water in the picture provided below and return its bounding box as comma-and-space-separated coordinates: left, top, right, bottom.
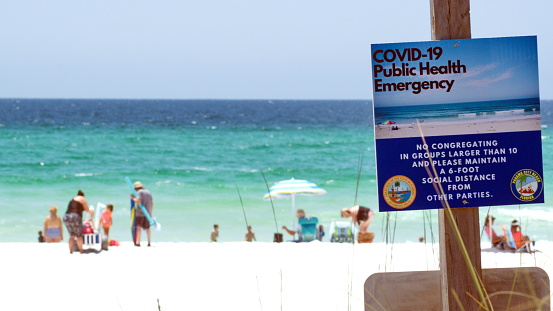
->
374, 98, 540, 125
1, 99, 552, 243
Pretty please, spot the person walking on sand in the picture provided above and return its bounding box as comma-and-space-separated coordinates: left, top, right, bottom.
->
100, 204, 114, 236
44, 206, 63, 243
63, 190, 94, 254
244, 225, 256, 242
211, 224, 219, 242
130, 181, 154, 247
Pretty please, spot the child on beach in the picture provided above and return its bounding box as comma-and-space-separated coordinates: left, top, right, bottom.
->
244, 226, 256, 242
38, 231, 44, 243
211, 224, 219, 242
317, 225, 325, 241
100, 204, 114, 236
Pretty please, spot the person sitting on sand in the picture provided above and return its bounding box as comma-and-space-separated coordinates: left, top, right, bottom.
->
211, 224, 219, 242
100, 204, 114, 236
282, 209, 306, 242
341, 205, 375, 233
63, 190, 94, 254
44, 206, 63, 243
38, 230, 44, 243
484, 215, 506, 249
511, 219, 532, 249
244, 225, 256, 242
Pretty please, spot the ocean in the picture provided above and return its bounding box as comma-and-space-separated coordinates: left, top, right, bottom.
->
374, 98, 541, 125
1, 99, 552, 243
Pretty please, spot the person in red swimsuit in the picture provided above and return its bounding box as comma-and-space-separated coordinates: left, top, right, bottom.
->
100, 204, 114, 236
510, 219, 531, 249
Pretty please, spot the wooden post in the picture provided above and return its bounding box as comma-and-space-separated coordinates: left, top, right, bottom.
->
430, 1, 483, 310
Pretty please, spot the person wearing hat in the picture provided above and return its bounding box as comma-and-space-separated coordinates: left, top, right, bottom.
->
130, 181, 154, 247
511, 219, 532, 249
484, 215, 506, 249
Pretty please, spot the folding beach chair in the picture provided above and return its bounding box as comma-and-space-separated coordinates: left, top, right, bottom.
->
298, 217, 319, 242
81, 203, 109, 251
502, 225, 534, 253
329, 221, 355, 243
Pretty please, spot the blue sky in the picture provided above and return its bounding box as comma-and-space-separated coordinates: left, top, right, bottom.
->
1, 1, 552, 100
372, 36, 540, 106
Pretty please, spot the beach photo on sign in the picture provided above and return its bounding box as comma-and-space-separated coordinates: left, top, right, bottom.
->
372, 36, 541, 140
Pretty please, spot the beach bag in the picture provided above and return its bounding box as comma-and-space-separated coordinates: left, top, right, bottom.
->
358, 232, 375, 243
82, 224, 93, 234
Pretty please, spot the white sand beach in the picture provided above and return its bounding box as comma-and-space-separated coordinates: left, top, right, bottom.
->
1, 241, 552, 310
375, 117, 542, 139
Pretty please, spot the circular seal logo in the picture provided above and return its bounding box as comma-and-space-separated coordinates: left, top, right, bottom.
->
510, 169, 543, 202
383, 175, 416, 209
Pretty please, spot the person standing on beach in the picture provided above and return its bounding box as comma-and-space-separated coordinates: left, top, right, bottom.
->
44, 206, 63, 243
100, 204, 114, 236
211, 224, 219, 242
341, 206, 375, 233
244, 225, 256, 242
341, 205, 375, 243
130, 181, 154, 247
63, 190, 94, 254
282, 209, 306, 242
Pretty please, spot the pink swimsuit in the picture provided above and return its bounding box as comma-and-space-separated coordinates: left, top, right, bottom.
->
101, 210, 112, 227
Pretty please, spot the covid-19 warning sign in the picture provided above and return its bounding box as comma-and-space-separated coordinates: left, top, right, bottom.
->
371, 36, 544, 212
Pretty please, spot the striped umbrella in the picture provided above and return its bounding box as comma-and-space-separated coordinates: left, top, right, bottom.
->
263, 178, 327, 226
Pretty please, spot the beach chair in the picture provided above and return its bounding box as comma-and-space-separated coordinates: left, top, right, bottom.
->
298, 217, 319, 242
501, 225, 534, 252
81, 203, 109, 251
329, 221, 355, 243
483, 225, 502, 248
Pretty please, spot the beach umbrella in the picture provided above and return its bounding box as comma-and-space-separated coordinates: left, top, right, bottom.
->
263, 178, 327, 226
383, 120, 396, 130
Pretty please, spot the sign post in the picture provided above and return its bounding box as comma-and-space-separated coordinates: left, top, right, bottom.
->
430, 1, 483, 310
364, 0, 548, 310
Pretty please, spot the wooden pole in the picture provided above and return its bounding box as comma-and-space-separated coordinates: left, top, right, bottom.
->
430, 1, 483, 310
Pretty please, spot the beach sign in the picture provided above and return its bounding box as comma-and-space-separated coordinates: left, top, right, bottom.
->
372, 36, 544, 212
